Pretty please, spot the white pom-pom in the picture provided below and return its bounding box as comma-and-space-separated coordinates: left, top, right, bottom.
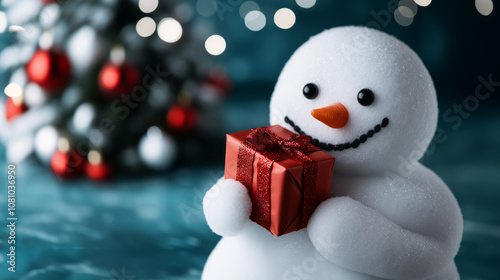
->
203, 178, 251, 237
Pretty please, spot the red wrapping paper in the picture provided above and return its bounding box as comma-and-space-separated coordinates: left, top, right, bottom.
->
225, 125, 335, 236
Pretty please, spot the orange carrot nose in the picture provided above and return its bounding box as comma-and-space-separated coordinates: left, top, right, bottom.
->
311, 103, 349, 129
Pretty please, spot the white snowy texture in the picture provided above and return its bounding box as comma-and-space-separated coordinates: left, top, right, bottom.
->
270, 26, 437, 175
202, 26, 463, 280
203, 178, 252, 237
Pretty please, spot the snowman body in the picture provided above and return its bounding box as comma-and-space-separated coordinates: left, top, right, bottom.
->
202, 26, 463, 280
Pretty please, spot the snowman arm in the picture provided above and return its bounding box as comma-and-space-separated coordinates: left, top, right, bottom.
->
308, 196, 459, 280
203, 178, 252, 237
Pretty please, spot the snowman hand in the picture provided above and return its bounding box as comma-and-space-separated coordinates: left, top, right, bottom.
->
308, 196, 457, 280
203, 178, 252, 237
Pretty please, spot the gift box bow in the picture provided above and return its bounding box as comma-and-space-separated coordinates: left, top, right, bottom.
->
236, 127, 321, 231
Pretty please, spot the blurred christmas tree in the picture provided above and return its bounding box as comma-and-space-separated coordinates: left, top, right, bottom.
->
0, 0, 230, 180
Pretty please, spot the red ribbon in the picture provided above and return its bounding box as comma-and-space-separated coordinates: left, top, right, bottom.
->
236, 127, 319, 231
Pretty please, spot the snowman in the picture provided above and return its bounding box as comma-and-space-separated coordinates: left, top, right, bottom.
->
202, 26, 463, 280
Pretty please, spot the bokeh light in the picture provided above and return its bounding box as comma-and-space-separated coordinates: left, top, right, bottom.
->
24, 83, 47, 107
35, 126, 59, 163
110, 45, 125, 65
399, 0, 418, 16
88, 150, 102, 165
147, 126, 162, 138
274, 8, 296, 29
40, 3, 60, 28
72, 103, 96, 134
205, 34, 226, 56
157, 17, 183, 43
414, 0, 432, 7
245, 10, 266, 31
39, 31, 54, 50
394, 6, 414, 26
136, 17, 156, 37
398, 5, 414, 18
296, 0, 316, 9
8, 25, 24, 32
476, 0, 494, 16
99, 65, 121, 90
57, 137, 70, 153
0, 12, 7, 33
138, 0, 158, 13
239, 1, 260, 18
4, 83, 22, 98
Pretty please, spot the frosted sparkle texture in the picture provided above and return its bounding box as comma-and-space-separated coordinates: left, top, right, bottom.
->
203, 26, 463, 280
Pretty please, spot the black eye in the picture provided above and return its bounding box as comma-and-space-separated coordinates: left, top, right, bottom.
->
357, 89, 375, 106
303, 83, 319, 99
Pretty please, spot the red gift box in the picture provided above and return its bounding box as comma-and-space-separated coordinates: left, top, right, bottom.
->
224, 125, 335, 236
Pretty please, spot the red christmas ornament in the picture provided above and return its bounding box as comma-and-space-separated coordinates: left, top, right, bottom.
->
85, 150, 114, 181
5, 98, 28, 121
26, 49, 71, 91
166, 105, 198, 133
50, 150, 84, 179
85, 162, 114, 181
98, 63, 141, 97
205, 70, 231, 94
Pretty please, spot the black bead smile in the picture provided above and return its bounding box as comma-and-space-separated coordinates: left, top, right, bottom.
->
284, 116, 389, 151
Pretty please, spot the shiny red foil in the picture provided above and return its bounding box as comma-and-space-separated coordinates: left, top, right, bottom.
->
225, 125, 335, 236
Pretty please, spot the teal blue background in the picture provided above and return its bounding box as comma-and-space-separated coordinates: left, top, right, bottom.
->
1, 0, 500, 279
0, 104, 499, 280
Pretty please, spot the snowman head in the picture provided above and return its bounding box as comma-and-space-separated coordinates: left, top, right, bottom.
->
270, 26, 438, 175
